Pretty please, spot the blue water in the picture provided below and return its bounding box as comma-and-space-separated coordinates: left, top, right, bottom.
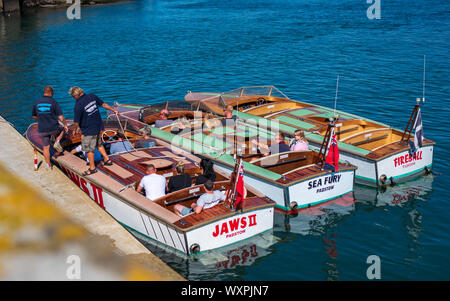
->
1, 0, 449, 280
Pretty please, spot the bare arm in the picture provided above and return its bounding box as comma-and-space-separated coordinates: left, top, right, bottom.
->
73, 122, 80, 134
58, 115, 68, 132
101, 103, 119, 115
194, 205, 203, 214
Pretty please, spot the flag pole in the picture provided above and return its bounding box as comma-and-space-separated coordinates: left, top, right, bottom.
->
333, 75, 339, 117
422, 55, 426, 104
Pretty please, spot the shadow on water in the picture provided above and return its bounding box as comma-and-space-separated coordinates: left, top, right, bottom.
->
354, 174, 434, 208
136, 177, 435, 280
134, 230, 279, 281
133, 193, 359, 280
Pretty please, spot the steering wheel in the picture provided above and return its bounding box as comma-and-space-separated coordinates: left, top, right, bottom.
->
256, 97, 267, 106
101, 130, 118, 143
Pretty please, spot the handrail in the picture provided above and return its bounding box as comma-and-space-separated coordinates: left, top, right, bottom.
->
340, 128, 390, 142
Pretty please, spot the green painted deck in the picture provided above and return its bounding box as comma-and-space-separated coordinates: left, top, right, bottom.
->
305, 132, 372, 156
191, 133, 231, 149
274, 115, 317, 130
288, 109, 317, 117
150, 126, 284, 182
234, 109, 373, 156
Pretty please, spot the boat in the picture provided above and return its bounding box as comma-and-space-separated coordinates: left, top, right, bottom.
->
25, 119, 275, 255
108, 101, 204, 130
115, 109, 357, 214
184, 86, 291, 115
185, 85, 435, 187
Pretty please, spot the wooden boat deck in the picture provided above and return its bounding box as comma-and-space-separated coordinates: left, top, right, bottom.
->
184, 86, 435, 161
154, 120, 356, 186
236, 107, 435, 161
366, 137, 434, 160
172, 196, 273, 230
276, 162, 353, 184
26, 121, 275, 233
97, 147, 200, 186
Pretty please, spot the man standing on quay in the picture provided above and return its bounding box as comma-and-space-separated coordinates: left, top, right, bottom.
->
32, 86, 68, 169
69, 86, 119, 176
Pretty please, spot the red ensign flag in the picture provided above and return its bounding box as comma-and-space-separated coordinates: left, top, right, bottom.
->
325, 126, 339, 171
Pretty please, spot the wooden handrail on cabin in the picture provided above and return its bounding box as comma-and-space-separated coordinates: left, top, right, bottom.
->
340, 128, 390, 142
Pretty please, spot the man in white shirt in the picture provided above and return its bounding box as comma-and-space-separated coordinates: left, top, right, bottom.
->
174, 180, 226, 216
136, 164, 166, 201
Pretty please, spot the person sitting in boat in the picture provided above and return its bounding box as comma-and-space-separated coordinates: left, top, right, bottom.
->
154, 109, 174, 128
109, 132, 133, 155
167, 161, 191, 193
204, 112, 221, 130
221, 105, 238, 127
136, 164, 166, 201
170, 115, 191, 135
251, 132, 290, 156
290, 130, 309, 151
194, 158, 216, 185
134, 128, 157, 149
173, 180, 226, 216
71, 144, 103, 165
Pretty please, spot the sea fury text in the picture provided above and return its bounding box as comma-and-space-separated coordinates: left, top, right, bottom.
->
308, 175, 341, 190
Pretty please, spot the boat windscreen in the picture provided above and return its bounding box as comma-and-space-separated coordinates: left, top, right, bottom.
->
200, 86, 290, 109
140, 101, 197, 119
103, 119, 140, 134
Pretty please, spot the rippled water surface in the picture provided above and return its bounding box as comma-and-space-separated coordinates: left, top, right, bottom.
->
1, 0, 449, 280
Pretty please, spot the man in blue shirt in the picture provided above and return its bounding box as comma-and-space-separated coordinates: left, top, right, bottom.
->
32, 86, 68, 169
109, 132, 133, 154
134, 127, 157, 149
251, 132, 290, 156
69, 86, 119, 176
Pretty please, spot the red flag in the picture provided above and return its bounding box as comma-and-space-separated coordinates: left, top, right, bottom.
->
234, 160, 245, 209
325, 126, 339, 171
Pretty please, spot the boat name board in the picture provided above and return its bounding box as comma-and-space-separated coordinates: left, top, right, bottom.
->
212, 214, 257, 239
61, 166, 105, 209
308, 174, 342, 193
394, 150, 422, 169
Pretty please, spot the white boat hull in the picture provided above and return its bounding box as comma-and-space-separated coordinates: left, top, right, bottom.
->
214, 163, 355, 213
59, 165, 274, 255
309, 144, 433, 187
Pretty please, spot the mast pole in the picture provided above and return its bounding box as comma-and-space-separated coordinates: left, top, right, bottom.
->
333, 75, 339, 117
422, 55, 426, 103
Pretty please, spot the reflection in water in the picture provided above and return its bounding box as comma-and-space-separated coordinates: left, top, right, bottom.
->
275, 193, 356, 235
354, 174, 434, 208
323, 233, 339, 281
354, 174, 434, 278
134, 230, 278, 281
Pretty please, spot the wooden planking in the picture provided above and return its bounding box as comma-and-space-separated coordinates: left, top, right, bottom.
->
97, 163, 140, 186
172, 197, 273, 229
366, 138, 434, 160
276, 162, 353, 184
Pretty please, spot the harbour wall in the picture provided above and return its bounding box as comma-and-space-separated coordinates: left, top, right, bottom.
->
0, 115, 184, 280
1, 0, 130, 13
